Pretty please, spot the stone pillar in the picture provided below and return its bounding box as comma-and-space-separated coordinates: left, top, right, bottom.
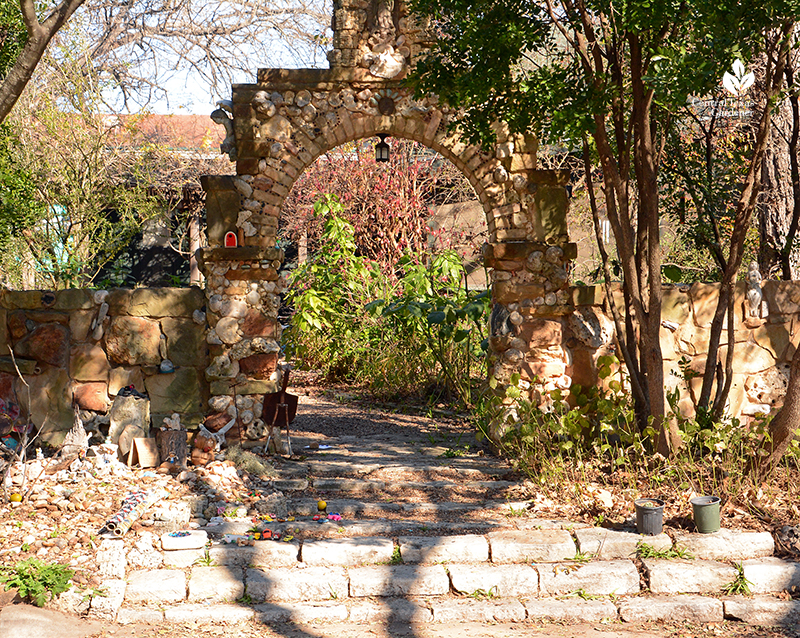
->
199, 176, 286, 440
484, 169, 575, 443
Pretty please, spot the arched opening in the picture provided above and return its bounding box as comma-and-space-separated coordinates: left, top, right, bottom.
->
277, 136, 490, 405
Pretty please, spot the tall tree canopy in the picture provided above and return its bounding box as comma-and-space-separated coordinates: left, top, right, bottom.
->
409, 0, 800, 454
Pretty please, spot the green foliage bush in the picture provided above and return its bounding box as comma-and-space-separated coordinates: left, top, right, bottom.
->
0, 558, 74, 607
284, 194, 489, 406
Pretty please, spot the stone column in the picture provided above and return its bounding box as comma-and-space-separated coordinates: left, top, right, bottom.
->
199, 176, 286, 439
483, 170, 575, 444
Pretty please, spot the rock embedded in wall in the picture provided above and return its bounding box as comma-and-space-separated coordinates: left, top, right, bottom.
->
160, 318, 206, 367
106, 316, 163, 366
73, 382, 110, 412
70, 343, 111, 382
145, 368, 204, 416
13, 323, 70, 367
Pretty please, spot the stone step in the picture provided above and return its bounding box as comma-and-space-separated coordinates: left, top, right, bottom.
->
307, 477, 518, 493
118, 557, 800, 603
288, 498, 505, 518
115, 594, 800, 626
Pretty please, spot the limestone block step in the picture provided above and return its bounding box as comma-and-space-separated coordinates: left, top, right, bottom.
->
447, 564, 538, 597
208, 541, 299, 567
348, 565, 450, 597
291, 499, 402, 517
246, 566, 348, 602
575, 527, 671, 559
348, 599, 433, 623
125, 569, 186, 604
524, 598, 618, 622
619, 595, 723, 623
673, 529, 775, 560
643, 559, 737, 594
164, 603, 254, 624
399, 535, 490, 564
742, 558, 800, 593
162, 548, 204, 568
270, 478, 309, 491
116, 608, 164, 625
254, 601, 348, 623
538, 560, 639, 596
311, 478, 386, 492
724, 595, 800, 625
188, 566, 245, 603
301, 537, 395, 565
431, 599, 526, 623
488, 529, 576, 563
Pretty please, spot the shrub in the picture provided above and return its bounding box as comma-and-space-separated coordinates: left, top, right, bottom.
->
0, 558, 74, 607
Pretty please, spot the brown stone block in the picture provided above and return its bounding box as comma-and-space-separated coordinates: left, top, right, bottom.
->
128, 288, 205, 318
528, 169, 570, 186
145, 367, 204, 415
238, 353, 278, 379
522, 359, 565, 381
106, 316, 162, 366
21, 310, 69, 325
763, 280, 800, 315
224, 269, 262, 281
236, 159, 259, 174
106, 289, 133, 315
493, 282, 546, 304
0, 371, 14, 403
532, 185, 568, 242
70, 344, 111, 382
73, 382, 110, 412
69, 310, 94, 342
571, 285, 604, 307
53, 290, 94, 310
517, 319, 563, 348
567, 347, 597, 388
241, 311, 278, 338
13, 323, 70, 368
161, 318, 207, 368
752, 323, 792, 361
26, 368, 73, 445
690, 281, 745, 328
662, 287, 691, 324
8, 310, 27, 339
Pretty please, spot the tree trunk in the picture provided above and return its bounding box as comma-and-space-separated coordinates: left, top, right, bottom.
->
750, 342, 800, 479
759, 88, 799, 279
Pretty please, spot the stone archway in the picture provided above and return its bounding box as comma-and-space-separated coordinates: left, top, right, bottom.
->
200, 0, 575, 441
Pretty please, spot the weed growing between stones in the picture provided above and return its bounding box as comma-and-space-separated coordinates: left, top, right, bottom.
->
193, 550, 215, 567
389, 546, 403, 565
0, 558, 73, 606
722, 563, 753, 596
636, 542, 695, 560
467, 586, 498, 600
570, 550, 595, 563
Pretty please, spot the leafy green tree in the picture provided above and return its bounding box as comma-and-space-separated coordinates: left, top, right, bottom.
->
409, 0, 798, 455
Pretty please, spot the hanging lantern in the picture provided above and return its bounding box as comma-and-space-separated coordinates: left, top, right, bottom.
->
375, 134, 390, 163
